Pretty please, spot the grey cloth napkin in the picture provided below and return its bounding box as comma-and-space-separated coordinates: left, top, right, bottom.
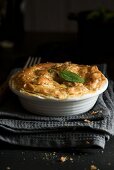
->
0, 64, 114, 149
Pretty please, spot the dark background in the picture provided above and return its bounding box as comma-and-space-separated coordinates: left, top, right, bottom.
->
0, 0, 114, 81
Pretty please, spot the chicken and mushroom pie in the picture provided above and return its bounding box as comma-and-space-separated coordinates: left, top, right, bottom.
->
10, 62, 108, 100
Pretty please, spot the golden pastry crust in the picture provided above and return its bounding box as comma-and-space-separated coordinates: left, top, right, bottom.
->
10, 62, 107, 99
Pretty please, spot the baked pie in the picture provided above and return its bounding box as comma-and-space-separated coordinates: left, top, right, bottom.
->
10, 62, 108, 100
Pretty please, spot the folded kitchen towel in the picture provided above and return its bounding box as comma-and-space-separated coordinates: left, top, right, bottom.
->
0, 64, 114, 149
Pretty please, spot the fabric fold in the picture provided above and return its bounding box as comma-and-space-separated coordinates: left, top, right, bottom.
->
0, 64, 114, 149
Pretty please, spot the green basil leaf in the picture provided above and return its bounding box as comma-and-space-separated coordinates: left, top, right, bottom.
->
59, 70, 85, 83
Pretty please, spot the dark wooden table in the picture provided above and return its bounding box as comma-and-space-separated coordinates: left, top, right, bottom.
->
0, 32, 114, 170
0, 137, 114, 170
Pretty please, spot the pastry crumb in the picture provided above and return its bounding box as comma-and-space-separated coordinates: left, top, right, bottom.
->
90, 164, 97, 170
5, 166, 11, 170
86, 141, 90, 144
59, 155, 73, 162
91, 110, 102, 115
59, 156, 68, 162
107, 162, 111, 166
84, 119, 91, 123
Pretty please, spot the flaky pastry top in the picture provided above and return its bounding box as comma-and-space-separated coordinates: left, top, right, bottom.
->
10, 62, 107, 99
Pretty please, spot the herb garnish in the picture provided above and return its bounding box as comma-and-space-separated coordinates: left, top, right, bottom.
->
59, 70, 85, 83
